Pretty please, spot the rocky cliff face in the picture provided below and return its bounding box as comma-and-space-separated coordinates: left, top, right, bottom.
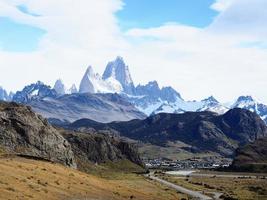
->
103, 56, 135, 95
12, 81, 58, 103
0, 87, 10, 101
53, 79, 67, 95
0, 101, 76, 168
60, 130, 143, 169
232, 96, 267, 124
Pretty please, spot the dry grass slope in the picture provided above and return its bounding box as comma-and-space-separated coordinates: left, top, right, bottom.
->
0, 157, 185, 200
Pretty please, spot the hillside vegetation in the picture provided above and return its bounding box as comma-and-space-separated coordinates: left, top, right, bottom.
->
0, 156, 183, 200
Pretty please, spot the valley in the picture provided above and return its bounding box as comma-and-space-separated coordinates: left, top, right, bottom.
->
0, 99, 266, 200
1, 1, 267, 199
153, 170, 267, 200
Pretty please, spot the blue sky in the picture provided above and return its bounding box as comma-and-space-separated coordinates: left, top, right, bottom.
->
0, 17, 45, 52
117, 0, 218, 30
0, 0, 218, 52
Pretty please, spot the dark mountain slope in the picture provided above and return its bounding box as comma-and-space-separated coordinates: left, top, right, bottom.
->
230, 137, 267, 172
68, 108, 267, 157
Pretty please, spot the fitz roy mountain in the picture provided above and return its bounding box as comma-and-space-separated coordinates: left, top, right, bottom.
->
103, 56, 135, 95
0, 56, 267, 124
79, 65, 123, 94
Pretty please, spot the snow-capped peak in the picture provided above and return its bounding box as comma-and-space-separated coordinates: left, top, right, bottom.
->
68, 84, 78, 94
79, 66, 97, 93
232, 96, 256, 108
231, 95, 267, 123
12, 81, 57, 103
85, 66, 95, 77
236, 95, 254, 103
53, 79, 66, 95
103, 56, 135, 95
79, 65, 123, 94
202, 96, 219, 104
0, 86, 10, 101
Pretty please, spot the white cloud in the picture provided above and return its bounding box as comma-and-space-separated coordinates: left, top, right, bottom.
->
0, 0, 127, 90
0, 0, 267, 104
210, 0, 267, 41
210, 0, 234, 12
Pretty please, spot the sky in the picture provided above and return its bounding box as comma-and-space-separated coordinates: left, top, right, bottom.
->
0, 0, 267, 103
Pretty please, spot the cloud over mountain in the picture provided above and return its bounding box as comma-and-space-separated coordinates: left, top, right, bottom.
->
0, 0, 267, 103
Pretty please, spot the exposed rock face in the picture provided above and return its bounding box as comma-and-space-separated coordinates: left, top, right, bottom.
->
12, 81, 57, 103
53, 79, 66, 95
79, 66, 96, 93
135, 81, 182, 102
68, 108, 267, 157
79, 66, 123, 94
60, 130, 143, 168
103, 56, 135, 95
0, 87, 10, 101
69, 84, 78, 94
232, 96, 267, 124
0, 87, 13, 102
230, 137, 267, 172
0, 102, 76, 168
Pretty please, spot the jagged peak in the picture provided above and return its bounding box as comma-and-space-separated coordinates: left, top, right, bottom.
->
237, 95, 254, 102
103, 56, 135, 95
103, 57, 129, 79
115, 56, 124, 63
202, 96, 219, 103
147, 81, 159, 88
70, 84, 77, 90
84, 65, 95, 77
36, 80, 45, 86
54, 78, 64, 84
54, 79, 66, 95
135, 81, 160, 92
69, 84, 78, 93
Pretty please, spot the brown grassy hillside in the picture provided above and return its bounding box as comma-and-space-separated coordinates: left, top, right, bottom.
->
0, 156, 184, 200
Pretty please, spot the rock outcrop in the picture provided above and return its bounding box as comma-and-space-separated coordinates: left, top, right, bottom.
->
0, 101, 76, 168
60, 130, 143, 169
103, 56, 135, 95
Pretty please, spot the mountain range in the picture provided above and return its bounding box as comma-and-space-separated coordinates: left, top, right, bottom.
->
67, 108, 267, 158
1, 56, 267, 124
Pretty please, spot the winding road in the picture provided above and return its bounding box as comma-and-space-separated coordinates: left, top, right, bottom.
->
147, 174, 213, 200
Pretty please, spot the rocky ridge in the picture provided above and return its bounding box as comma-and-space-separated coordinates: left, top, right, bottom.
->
68, 108, 267, 157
